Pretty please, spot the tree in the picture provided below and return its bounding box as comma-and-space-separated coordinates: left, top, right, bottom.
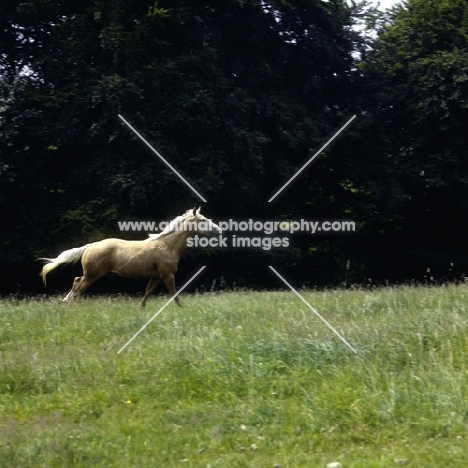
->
354, 0, 468, 280
0, 0, 369, 291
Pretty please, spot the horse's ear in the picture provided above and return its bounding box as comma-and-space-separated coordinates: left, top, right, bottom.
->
192, 206, 200, 216
196, 206, 201, 215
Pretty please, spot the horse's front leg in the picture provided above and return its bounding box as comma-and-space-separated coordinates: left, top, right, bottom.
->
140, 277, 161, 308
162, 274, 182, 307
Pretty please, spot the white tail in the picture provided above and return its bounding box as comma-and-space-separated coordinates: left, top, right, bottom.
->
40, 245, 89, 284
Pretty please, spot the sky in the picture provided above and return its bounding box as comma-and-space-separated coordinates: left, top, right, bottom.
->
370, 0, 403, 10
345, 0, 404, 10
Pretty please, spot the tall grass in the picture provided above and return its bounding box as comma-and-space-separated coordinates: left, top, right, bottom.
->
1, 284, 467, 467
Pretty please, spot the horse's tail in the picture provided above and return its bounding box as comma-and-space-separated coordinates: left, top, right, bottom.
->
40, 245, 89, 285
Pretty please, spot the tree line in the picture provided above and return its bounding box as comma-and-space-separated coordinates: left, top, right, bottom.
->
1, 0, 467, 294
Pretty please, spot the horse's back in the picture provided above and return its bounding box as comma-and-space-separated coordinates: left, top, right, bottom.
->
88, 238, 151, 250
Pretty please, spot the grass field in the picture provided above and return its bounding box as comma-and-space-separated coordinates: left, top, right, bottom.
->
1, 283, 468, 467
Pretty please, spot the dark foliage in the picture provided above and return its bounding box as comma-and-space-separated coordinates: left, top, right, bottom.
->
1, 0, 467, 294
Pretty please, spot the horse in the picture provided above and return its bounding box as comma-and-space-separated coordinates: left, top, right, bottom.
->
40, 207, 222, 307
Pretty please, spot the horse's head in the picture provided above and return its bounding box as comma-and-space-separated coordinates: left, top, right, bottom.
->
183, 207, 222, 236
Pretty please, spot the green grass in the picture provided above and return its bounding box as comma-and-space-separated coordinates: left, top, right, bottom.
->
1, 284, 468, 467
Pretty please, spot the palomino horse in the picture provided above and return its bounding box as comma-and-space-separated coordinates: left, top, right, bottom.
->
41, 207, 221, 307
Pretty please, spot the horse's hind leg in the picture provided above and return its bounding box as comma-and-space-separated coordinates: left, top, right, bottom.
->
62, 276, 83, 304
62, 275, 100, 304
140, 277, 160, 308
162, 274, 182, 307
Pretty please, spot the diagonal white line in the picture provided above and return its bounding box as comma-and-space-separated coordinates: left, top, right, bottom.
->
268, 266, 357, 353
268, 115, 356, 202
117, 266, 206, 354
118, 114, 207, 203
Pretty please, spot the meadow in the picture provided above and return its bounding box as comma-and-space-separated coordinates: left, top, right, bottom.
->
1, 283, 468, 467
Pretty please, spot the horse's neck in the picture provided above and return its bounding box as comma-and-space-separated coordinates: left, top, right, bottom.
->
157, 230, 190, 259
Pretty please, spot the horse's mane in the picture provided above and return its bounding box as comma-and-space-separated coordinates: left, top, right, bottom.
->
146, 209, 195, 241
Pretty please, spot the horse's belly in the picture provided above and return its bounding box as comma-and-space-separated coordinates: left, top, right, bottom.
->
113, 261, 160, 278
104, 247, 160, 277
